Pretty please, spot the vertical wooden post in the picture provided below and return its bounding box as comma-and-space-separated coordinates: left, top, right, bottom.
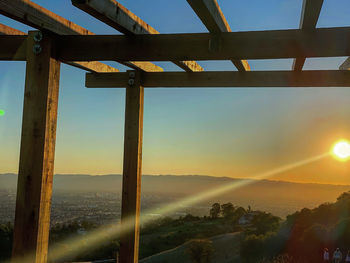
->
12, 31, 60, 263
120, 71, 144, 263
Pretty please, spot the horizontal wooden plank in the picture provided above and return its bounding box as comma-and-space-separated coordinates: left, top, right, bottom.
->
0, 22, 26, 35
63, 61, 119, 72
71, 0, 201, 72
0, 35, 27, 60
187, 0, 249, 71
0, 0, 161, 71
0, 30, 118, 72
0, 0, 93, 35
85, 70, 350, 88
56, 27, 350, 61
121, 61, 163, 72
71, 0, 159, 35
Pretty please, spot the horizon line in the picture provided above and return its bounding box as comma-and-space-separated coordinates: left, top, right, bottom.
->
1, 172, 350, 187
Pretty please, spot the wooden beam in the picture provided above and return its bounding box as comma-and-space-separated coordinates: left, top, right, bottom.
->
63, 61, 119, 73
0, 34, 27, 60
120, 71, 144, 263
187, 0, 250, 71
292, 0, 324, 71
71, 0, 201, 72
12, 31, 60, 263
0, 22, 26, 35
85, 70, 350, 88
0, 23, 119, 72
0, 0, 162, 72
56, 27, 350, 61
4, 28, 350, 62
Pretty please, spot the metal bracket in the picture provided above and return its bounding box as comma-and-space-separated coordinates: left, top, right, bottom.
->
32, 31, 43, 55
33, 44, 42, 55
34, 31, 43, 42
128, 71, 136, 86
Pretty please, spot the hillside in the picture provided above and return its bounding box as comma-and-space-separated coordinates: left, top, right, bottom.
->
140, 232, 241, 263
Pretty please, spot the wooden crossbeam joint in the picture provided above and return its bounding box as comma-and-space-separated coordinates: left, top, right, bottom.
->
71, 0, 202, 72
293, 0, 324, 71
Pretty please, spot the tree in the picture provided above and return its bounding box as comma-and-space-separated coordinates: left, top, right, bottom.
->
210, 203, 221, 219
221, 203, 235, 219
240, 234, 265, 262
234, 207, 247, 218
0, 223, 13, 261
186, 239, 214, 263
337, 191, 350, 202
251, 212, 280, 235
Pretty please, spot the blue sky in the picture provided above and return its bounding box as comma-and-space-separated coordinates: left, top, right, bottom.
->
1, 0, 350, 184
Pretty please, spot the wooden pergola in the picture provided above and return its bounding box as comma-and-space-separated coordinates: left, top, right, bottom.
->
1, 0, 350, 262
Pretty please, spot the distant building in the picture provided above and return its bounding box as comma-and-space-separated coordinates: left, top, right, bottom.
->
238, 211, 259, 225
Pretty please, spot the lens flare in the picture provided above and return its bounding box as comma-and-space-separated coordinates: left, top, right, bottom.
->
331, 140, 350, 161
0, 109, 5, 116
8, 152, 330, 263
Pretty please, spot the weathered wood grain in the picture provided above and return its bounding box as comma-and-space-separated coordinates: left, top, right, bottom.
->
86, 70, 350, 88
0, 23, 118, 72
120, 71, 144, 263
187, 0, 250, 71
0, 0, 160, 71
12, 31, 60, 263
56, 27, 350, 61
71, 0, 200, 72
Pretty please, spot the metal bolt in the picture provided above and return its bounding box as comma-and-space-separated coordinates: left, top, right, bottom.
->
33, 31, 43, 42
33, 44, 42, 55
129, 71, 135, 78
128, 79, 135, 86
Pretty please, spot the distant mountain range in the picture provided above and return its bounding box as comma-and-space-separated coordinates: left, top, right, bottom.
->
1, 173, 349, 217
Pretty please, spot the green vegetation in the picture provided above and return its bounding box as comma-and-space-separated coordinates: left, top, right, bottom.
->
49, 221, 119, 262
186, 239, 214, 263
0, 222, 12, 261
139, 202, 254, 259
239, 191, 350, 263
4, 193, 350, 263
139, 209, 244, 259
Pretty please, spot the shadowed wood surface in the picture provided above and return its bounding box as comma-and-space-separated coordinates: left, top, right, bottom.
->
3, 28, 350, 62
55, 27, 350, 61
0, 35, 27, 60
0, 24, 118, 72
292, 0, 324, 71
187, 0, 250, 71
0, 0, 163, 72
120, 71, 144, 263
71, 0, 202, 72
86, 71, 350, 88
12, 31, 60, 263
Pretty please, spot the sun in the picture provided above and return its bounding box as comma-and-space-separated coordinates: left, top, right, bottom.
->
331, 140, 350, 161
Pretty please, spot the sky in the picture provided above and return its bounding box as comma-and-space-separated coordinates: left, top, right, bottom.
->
1, 0, 350, 184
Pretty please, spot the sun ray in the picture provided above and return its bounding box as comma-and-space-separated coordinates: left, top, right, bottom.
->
6, 152, 331, 263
